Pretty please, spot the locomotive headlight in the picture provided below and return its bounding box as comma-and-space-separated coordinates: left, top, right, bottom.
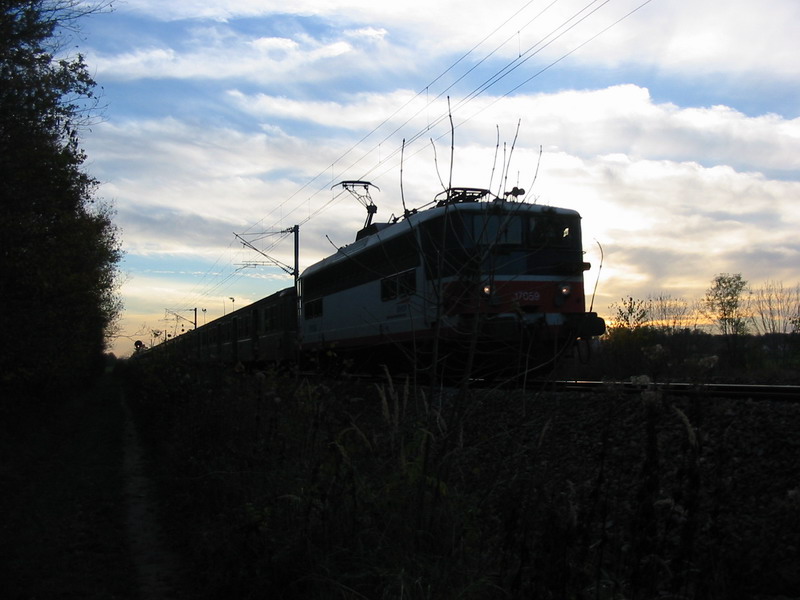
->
559, 283, 572, 296
481, 284, 492, 297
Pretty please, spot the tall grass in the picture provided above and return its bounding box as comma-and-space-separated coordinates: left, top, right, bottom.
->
121, 358, 800, 599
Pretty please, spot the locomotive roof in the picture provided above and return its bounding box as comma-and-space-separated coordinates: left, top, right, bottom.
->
300, 188, 581, 280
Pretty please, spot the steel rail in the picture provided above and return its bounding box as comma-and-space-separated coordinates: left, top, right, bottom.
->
555, 380, 800, 402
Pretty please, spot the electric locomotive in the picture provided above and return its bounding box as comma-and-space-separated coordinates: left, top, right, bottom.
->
299, 185, 605, 377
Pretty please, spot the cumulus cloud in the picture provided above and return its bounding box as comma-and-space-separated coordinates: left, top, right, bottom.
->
224, 84, 800, 183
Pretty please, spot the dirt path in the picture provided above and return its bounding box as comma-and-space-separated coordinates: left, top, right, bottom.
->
0, 375, 187, 599
122, 395, 186, 599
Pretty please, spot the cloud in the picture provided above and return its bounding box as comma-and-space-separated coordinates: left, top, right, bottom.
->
611, 0, 800, 79
553, 154, 800, 302
343, 26, 387, 42
101, 0, 799, 84
450, 87, 799, 177
89, 29, 356, 83
226, 88, 420, 129
225, 84, 800, 181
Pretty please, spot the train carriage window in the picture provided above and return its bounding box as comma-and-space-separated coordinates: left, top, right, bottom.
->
240, 315, 252, 339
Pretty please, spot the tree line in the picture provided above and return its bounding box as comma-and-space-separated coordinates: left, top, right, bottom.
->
597, 274, 800, 381
1, 1, 120, 398
609, 274, 800, 335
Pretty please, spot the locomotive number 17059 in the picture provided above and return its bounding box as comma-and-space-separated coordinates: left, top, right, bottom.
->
513, 290, 541, 302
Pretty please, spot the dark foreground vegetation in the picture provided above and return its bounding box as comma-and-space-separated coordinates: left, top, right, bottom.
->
0, 374, 138, 599
121, 358, 800, 599
583, 327, 800, 386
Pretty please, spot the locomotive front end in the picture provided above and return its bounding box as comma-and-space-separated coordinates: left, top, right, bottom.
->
418, 197, 605, 373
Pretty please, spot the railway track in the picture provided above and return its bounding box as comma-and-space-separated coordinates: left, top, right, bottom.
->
556, 380, 800, 402
301, 370, 800, 402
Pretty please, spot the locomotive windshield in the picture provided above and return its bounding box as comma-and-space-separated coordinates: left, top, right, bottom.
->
528, 213, 577, 248
420, 209, 582, 278
471, 214, 524, 246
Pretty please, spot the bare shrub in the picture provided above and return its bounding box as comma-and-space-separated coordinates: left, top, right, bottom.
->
750, 281, 800, 335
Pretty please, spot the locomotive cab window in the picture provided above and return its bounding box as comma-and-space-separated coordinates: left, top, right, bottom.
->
471, 215, 523, 247
529, 214, 579, 249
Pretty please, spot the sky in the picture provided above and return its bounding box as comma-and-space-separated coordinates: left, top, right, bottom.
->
69, 0, 800, 357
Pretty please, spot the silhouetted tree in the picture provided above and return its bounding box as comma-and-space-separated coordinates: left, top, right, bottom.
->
0, 0, 120, 397
600, 296, 656, 378
702, 273, 749, 369
610, 296, 650, 330
702, 273, 749, 337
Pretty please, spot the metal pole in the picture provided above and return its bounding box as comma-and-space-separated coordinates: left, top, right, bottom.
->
293, 225, 299, 288
293, 225, 301, 319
